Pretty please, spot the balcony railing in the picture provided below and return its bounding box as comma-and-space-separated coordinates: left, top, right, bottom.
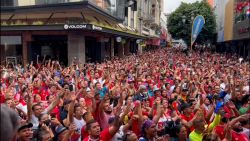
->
1, 0, 125, 20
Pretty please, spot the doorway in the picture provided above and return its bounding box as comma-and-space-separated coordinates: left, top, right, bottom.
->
85, 37, 101, 63
29, 35, 68, 65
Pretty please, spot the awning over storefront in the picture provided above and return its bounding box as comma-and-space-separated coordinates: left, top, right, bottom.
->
1, 24, 146, 39
0, 0, 123, 22
1, 0, 145, 39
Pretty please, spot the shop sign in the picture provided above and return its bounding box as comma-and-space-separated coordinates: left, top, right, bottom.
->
92, 25, 102, 31
64, 24, 87, 29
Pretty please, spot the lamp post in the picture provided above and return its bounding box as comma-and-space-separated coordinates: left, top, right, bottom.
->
181, 12, 196, 52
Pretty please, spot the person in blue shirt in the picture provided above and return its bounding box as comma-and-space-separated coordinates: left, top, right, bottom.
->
148, 83, 154, 97
95, 82, 108, 99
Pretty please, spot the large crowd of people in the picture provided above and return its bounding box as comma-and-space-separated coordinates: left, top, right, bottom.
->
0, 47, 249, 141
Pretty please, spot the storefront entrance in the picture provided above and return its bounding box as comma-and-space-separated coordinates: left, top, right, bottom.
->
29, 35, 68, 65
85, 36, 101, 63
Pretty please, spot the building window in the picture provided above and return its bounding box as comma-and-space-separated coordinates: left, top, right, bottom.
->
1, 0, 14, 6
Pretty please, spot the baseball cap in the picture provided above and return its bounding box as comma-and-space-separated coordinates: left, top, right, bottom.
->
55, 125, 67, 136
18, 123, 33, 132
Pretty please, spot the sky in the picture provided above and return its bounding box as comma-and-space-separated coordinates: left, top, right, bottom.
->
164, 0, 202, 14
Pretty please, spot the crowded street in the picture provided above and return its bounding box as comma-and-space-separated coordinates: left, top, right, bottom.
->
1, 47, 249, 141
1, 0, 250, 141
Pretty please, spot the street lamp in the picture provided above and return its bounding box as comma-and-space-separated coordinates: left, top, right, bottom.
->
181, 13, 196, 52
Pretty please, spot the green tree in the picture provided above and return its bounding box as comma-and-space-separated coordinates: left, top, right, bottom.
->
167, 0, 216, 47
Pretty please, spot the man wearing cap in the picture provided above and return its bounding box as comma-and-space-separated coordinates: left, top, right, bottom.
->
17, 123, 34, 141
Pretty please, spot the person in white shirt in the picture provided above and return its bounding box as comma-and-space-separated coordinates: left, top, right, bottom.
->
27, 92, 62, 130
64, 94, 86, 141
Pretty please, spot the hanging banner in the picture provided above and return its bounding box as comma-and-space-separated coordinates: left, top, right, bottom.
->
191, 15, 205, 47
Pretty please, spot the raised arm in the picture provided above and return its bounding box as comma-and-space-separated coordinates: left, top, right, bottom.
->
229, 114, 249, 127
152, 103, 163, 123
180, 111, 199, 128
205, 104, 215, 122
207, 113, 221, 132
63, 93, 77, 127
98, 95, 109, 118
27, 92, 33, 122
62, 123, 77, 141
44, 90, 64, 114
108, 116, 122, 136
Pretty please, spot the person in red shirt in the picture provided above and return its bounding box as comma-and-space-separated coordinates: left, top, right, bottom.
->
179, 103, 195, 133
214, 114, 249, 141
83, 117, 120, 141
39, 88, 49, 101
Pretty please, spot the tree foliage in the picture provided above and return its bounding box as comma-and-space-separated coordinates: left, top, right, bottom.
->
167, 0, 216, 46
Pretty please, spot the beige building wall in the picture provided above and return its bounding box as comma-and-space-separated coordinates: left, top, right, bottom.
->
160, 0, 164, 13
224, 0, 234, 41
134, 11, 137, 29
128, 7, 132, 27
151, 0, 161, 26
17, 0, 35, 6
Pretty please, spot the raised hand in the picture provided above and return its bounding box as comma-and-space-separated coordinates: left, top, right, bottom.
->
41, 123, 50, 131
51, 118, 61, 126
68, 123, 77, 133
71, 92, 77, 101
